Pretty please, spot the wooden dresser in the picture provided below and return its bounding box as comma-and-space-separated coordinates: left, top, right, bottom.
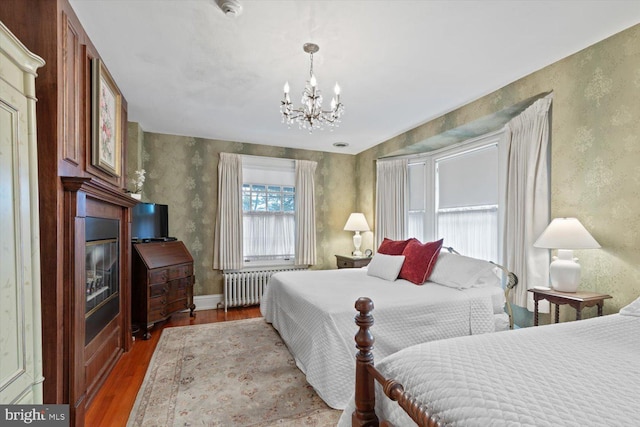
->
132, 241, 196, 339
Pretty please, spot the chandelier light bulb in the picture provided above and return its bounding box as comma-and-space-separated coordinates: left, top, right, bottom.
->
283, 81, 290, 94
331, 98, 336, 109
334, 83, 340, 95
309, 74, 317, 87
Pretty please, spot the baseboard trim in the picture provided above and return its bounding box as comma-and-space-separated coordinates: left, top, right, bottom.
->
192, 294, 223, 311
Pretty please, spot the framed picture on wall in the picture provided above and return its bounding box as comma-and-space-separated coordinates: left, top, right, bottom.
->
91, 58, 122, 177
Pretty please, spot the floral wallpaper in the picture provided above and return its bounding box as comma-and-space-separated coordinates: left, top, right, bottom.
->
127, 130, 357, 296
355, 23, 640, 323
128, 23, 640, 323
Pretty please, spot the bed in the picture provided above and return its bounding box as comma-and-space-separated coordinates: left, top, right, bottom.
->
260, 244, 517, 409
340, 295, 640, 427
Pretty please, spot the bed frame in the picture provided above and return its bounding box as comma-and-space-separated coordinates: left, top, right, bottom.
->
352, 297, 441, 427
442, 247, 519, 329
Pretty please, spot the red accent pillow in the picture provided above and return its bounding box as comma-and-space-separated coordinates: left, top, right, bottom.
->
398, 239, 444, 285
377, 238, 417, 255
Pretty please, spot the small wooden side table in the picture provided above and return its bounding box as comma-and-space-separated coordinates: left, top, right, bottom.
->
528, 288, 612, 326
335, 255, 372, 269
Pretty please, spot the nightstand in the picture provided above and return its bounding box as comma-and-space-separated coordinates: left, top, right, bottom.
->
528, 288, 612, 326
335, 255, 372, 269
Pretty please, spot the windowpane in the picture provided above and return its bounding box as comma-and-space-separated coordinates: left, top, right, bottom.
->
283, 195, 295, 212
268, 185, 281, 192
251, 192, 266, 211
267, 194, 282, 211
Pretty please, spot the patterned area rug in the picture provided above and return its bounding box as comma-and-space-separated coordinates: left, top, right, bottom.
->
127, 318, 342, 426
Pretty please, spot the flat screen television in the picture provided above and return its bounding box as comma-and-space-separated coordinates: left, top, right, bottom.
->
131, 203, 169, 241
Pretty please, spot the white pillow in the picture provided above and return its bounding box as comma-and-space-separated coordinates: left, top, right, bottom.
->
366, 253, 405, 281
429, 252, 498, 289
620, 295, 640, 317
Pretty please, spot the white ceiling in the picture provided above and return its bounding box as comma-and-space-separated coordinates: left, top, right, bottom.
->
68, 0, 640, 155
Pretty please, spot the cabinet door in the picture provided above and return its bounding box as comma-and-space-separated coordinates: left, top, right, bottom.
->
0, 24, 44, 404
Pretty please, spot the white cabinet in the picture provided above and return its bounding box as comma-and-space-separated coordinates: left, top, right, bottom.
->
0, 20, 45, 404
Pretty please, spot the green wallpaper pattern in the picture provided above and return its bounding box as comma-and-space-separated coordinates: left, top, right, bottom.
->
356, 23, 640, 319
130, 131, 358, 295
129, 23, 640, 319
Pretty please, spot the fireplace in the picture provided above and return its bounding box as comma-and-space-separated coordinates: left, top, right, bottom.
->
62, 177, 137, 424
85, 217, 119, 345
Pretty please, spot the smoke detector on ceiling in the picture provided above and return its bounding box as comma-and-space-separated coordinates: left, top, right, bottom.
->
215, 0, 243, 18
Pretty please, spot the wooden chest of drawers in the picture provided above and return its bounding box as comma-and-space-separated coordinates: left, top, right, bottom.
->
132, 241, 196, 339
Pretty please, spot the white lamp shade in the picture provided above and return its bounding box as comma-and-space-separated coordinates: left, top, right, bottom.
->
343, 213, 370, 232
534, 217, 600, 292
533, 218, 600, 249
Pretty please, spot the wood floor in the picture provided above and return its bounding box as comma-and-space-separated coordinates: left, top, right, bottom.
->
85, 306, 262, 427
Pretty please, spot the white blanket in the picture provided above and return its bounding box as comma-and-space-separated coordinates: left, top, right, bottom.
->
339, 313, 640, 426
260, 268, 505, 409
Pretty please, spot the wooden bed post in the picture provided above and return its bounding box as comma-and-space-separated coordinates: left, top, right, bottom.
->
353, 297, 379, 427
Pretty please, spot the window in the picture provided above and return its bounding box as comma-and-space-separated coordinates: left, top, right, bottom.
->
406, 131, 504, 261
242, 156, 296, 265
435, 144, 499, 261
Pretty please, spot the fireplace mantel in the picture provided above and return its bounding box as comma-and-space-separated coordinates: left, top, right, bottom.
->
62, 176, 137, 424
62, 176, 139, 207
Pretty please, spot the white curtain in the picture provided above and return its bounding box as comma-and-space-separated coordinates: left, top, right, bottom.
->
438, 207, 499, 262
243, 213, 295, 261
295, 160, 317, 265
375, 158, 408, 246
213, 153, 244, 270
502, 96, 552, 310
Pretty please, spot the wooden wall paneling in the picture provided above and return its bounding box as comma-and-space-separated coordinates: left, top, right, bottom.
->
84, 316, 122, 406
62, 10, 81, 167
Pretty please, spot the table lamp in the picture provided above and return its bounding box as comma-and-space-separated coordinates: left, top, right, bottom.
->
344, 213, 370, 257
533, 217, 600, 292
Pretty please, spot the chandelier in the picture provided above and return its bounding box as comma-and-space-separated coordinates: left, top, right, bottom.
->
280, 43, 344, 132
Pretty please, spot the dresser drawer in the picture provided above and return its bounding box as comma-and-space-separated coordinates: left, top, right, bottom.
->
149, 295, 168, 311
169, 264, 192, 280
167, 299, 188, 313
168, 278, 189, 300
149, 268, 169, 284
148, 306, 168, 323
149, 282, 169, 298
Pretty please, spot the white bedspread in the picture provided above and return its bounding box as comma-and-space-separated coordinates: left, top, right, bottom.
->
260, 268, 505, 409
339, 313, 640, 426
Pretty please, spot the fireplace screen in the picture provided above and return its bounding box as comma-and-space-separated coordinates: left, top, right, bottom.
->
85, 217, 119, 344
86, 238, 118, 316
